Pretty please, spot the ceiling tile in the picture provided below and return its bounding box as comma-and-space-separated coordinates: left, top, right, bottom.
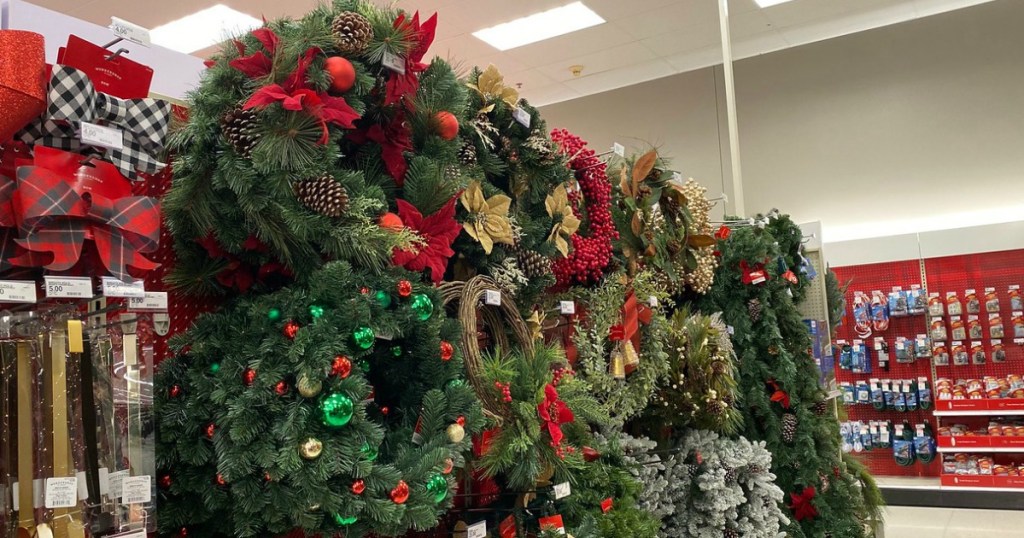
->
562, 58, 674, 97
615, 0, 719, 40
641, 22, 721, 57
537, 41, 657, 82
761, 0, 899, 29
504, 69, 560, 92
732, 30, 790, 58
584, 0, 685, 22
778, 1, 918, 47
664, 45, 726, 73
727, 9, 776, 38
522, 82, 582, 106
503, 23, 635, 66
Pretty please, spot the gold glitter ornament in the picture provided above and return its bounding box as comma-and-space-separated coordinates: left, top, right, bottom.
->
300, 438, 323, 459
297, 373, 323, 398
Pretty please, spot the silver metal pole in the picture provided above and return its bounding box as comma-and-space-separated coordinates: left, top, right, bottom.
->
717, 0, 745, 216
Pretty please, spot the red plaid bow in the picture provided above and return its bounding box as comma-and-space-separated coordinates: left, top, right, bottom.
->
10, 147, 159, 280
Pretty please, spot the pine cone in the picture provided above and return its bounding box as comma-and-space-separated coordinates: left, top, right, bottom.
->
443, 164, 460, 182
512, 246, 551, 279
724, 467, 737, 483
220, 107, 258, 157
686, 464, 699, 480
331, 12, 372, 55
724, 528, 739, 538
295, 175, 349, 218
782, 413, 798, 443
711, 360, 727, 375
458, 141, 477, 165
747, 465, 764, 476
813, 400, 828, 416
748, 298, 762, 322
706, 399, 725, 416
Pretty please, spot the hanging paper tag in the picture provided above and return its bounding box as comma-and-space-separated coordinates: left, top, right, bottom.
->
121, 475, 151, 504
76, 471, 88, 500
553, 481, 571, 499
44, 276, 93, 299
108, 469, 129, 498
649, 295, 658, 307
466, 521, 487, 538
44, 477, 78, 508
0, 280, 37, 303
80, 122, 124, 150
382, 51, 406, 74
109, 17, 151, 47
612, 142, 625, 157
101, 276, 145, 298
128, 291, 168, 311
559, 301, 575, 315
484, 290, 501, 306
726, 325, 734, 335
513, 107, 531, 128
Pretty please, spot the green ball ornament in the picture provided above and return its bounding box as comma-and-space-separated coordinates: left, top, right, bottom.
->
447, 379, 467, 389
353, 326, 375, 349
374, 290, 392, 308
361, 442, 378, 462
426, 474, 448, 503
268, 308, 282, 321
309, 304, 325, 319
410, 294, 433, 321
209, 362, 221, 374
321, 393, 354, 428
359, 360, 370, 373
333, 514, 357, 526
391, 346, 402, 357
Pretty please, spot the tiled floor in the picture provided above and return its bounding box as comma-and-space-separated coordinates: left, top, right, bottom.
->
884, 506, 1024, 537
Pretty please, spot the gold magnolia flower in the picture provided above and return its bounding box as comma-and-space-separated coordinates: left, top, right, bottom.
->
526, 308, 546, 341
467, 64, 520, 111
545, 184, 581, 257
460, 181, 514, 254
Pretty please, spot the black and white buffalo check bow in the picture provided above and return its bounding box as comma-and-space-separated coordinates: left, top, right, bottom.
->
18, 65, 171, 180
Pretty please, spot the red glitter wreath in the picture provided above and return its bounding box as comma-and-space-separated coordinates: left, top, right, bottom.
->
549, 129, 617, 289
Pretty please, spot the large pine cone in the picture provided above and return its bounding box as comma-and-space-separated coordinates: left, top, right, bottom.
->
511, 246, 550, 279
220, 107, 258, 158
331, 12, 373, 55
458, 141, 477, 165
295, 175, 349, 218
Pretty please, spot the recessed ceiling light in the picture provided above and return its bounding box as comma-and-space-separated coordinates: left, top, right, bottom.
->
473, 2, 605, 51
754, 0, 796, 7
151, 4, 261, 54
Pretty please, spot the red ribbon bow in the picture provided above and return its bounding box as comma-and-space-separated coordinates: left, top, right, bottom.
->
768, 380, 791, 409
788, 486, 819, 521
537, 383, 574, 447
7, 147, 159, 281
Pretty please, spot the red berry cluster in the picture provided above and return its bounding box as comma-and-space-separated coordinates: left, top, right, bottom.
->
551, 367, 574, 387
493, 380, 512, 402
549, 129, 618, 290
554, 444, 577, 459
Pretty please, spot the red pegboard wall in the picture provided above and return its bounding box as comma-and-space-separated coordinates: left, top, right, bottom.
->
832, 260, 941, 478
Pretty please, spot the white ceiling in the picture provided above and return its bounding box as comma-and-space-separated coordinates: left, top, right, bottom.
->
32, 0, 996, 106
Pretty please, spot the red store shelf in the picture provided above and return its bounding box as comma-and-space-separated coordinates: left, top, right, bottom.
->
937, 435, 1024, 452
940, 474, 1024, 490
934, 398, 1024, 415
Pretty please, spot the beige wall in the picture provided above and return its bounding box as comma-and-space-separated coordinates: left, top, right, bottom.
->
539, 0, 1024, 244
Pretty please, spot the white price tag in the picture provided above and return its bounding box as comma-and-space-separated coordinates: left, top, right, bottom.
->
109, 532, 147, 538
101, 277, 145, 298
612, 142, 625, 157
107, 469, 129, 499
128, 291, 168, 311
44, 276, 93, 299
44, 477, 78, 509
121, 476, 151, 504
559, 301, 575, 315
382, 51, 406, 74
553, 481, 571, 499
11, 482, 18, 511
484, 289, 501, 306
726, 325, 734, 335
109, 17, 151, 47
80, 122, 124, 151
467, 521, 487, 538
672, 171, 682, 183
513, 106, 531, 128
0, 280, 37, 303
98, 468, 110, 495
76, 471, 89, 500
648, 295, 658, 307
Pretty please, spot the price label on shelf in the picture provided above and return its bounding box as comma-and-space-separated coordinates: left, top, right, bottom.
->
121, 476, 151, 504
109, 17, 151, 46
44, 276, 93, 299
382, 51, 406, 74
128, 292, 168, 311
0, 280, 37, 303
107, 469, 129, 499
101, 277, 145, 298
80, 122, 124, 150
467, 521, 487, 538
44, 477, 78, 509
553, 481, 571, 499
513, 107, 531, 128
484, 289, 501, 306
559, 301, 575, 315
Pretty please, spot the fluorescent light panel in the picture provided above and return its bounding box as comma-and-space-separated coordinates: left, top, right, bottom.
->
151, 4, 261, 54
754, 0, 796, 7
473, 2, 605, 51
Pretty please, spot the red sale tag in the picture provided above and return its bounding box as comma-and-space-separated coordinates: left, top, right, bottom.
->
499, 515, 516, 538
538, 515, 564, 533
601, 498, 613, 513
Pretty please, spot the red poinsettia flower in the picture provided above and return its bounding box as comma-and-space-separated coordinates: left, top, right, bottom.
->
347, 112, 412, 185
391, 197, 460, 283
537, 383, 575, 447
243, 48, 361, 144
788, 486, 819, 521
768, 380, 791, 409
229, 27, 279, 78
384, 11, 438, 106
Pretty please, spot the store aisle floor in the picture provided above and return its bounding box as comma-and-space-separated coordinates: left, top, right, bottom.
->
884, 506, 1024, 537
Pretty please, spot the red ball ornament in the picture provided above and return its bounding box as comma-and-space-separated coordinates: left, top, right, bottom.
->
205, 423, 216, 439
264, 472, 273, 482
443, 458, 454, 475
360, 287, 371, 294
433, 111, 459, 141
324, 56, 356, 93
178, 528, 188, 537
351, 479, 366, 495
275, 381, 290, 396
379, 212, 404, 232
159, 474, 172, 489
169, 384, 182, 398
456, 415, 466, 427
582, 446, 600, 462
380, 406, 390, 416
390, 480, 410, 504
331, 355, 353, 379
440, 341, 454, 361
397, 280, 413, 298
283, 321, 301, 339
242, 368, 257, 386
215, 473, 227, 486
